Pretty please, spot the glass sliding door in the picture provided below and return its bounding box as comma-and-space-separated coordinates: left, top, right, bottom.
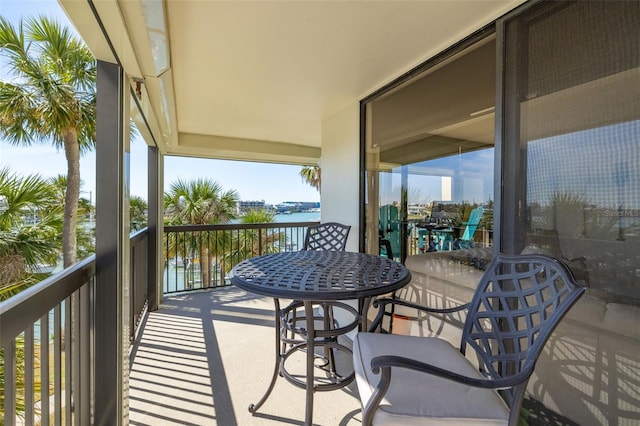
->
499, 1, 640, 424
501, 1, 640, 291
363, 33, 496, 263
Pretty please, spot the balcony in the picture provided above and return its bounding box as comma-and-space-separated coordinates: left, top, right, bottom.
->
2, 222, 368, 425
2, 216, 481, 425
3, 2, 639, 425
128, 286, 362, 425
4, 218, 640, 426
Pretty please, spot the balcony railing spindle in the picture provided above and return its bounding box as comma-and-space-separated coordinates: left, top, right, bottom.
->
2, 229, 148, 426
40, 314, 49, 423
163, 222, 319, 295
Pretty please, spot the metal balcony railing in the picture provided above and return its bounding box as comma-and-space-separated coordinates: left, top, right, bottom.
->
1, 221, 319, 424
0, 257, 94, 426
0, 229, 149, 426
163, 221, 319, 294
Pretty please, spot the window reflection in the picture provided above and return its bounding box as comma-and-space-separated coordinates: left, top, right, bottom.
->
376, 149, 494, 258
526, 120, 640, 299
364, 36, 496, 262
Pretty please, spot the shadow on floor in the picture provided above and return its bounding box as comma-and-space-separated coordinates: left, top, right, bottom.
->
129, 286, 362, 425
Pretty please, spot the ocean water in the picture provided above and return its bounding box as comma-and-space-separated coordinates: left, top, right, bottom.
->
274, 212, 321, 223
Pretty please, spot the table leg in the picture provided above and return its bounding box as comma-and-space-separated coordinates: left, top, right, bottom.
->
359, 297, 371, 331
323, 303, 337, 376
304, 301, 315, 425
248, 298, 282, 414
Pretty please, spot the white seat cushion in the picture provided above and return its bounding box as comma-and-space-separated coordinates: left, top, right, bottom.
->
353, 332, 510, 425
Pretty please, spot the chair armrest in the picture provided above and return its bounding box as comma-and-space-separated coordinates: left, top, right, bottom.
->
361, 354, 534, 425
369, 298, 469, 332
370, 355, 534, 390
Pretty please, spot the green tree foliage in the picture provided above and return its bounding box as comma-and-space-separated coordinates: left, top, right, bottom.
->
164, 178, 239, 287
0, 16, 96, 268
0, 334, 42, 423
241, 209, 275, 224
300, 165, 321, 192
164, 178, 239, 225
0, 167, 62, 300
130, 195, 148, 231
48, 174, 94, 259
219, 209, 285, 271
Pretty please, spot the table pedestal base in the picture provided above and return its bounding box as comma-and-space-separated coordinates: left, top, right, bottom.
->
248, 299, 359, 425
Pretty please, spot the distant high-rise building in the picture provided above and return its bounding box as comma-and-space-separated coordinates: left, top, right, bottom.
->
275, 201, 320, 213
237, 200, 266, 215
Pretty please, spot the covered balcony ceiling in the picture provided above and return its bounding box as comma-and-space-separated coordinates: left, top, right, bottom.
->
59, 0, 523, 165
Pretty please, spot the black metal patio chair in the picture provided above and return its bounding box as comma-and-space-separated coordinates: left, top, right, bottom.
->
303, 222, 351, 252
280, 223, 352, 355
353, 253, 585, 426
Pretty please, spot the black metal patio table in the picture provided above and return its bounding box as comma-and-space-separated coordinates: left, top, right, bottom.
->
229, 250, 411, 425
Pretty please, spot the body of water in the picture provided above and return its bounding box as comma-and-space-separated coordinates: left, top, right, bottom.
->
273, 212, 321, 223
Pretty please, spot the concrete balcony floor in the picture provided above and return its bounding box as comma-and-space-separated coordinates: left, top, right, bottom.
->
129, 286, 363, 425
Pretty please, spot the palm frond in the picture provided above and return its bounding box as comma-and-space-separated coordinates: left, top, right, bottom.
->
0, 81, 39, 144
164, 178, 239, 225
1, 15, 97, 268
300, 165, 321, 192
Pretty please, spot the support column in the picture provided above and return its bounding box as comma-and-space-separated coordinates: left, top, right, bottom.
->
147, 146, 163, 311
95, 60, 130, 425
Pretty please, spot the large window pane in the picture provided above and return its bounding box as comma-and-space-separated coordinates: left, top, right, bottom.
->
526, 122, 640, 293
364, 36, 496, 262
504, 0, 640, 298
501, 2, 640, 424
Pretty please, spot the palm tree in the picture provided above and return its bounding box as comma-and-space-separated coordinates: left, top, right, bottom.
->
164, 178, 239, 287
241, 209, 276, 225
130, 195, 148, 231
0, 167, 62, 300
240, 209, 286, 255
220, 209, 286, 272
78, 196, 94, 224
300, 165, 321, 192
49, 174, 95, 259
0, 16, 96, 268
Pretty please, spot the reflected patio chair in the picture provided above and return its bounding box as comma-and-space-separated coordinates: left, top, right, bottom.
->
461, 205, 484, 240
354, 253, 585, 426
379, 205, 400, 259
379, 229, 393, 259
525, 228, 589, 285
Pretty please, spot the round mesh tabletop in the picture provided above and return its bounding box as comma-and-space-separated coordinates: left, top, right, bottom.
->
230, 251, 411, 300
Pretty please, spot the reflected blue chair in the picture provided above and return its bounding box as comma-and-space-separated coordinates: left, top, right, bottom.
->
379, 205, 400, 259
460, 205, 484, 241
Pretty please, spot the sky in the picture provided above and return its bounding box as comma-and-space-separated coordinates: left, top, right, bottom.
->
0, 0, 320, 205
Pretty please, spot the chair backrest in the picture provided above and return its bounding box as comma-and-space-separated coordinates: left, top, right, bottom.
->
303, 222, 351, 251
460, 253, 584, 406
461, 206, 484, 240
